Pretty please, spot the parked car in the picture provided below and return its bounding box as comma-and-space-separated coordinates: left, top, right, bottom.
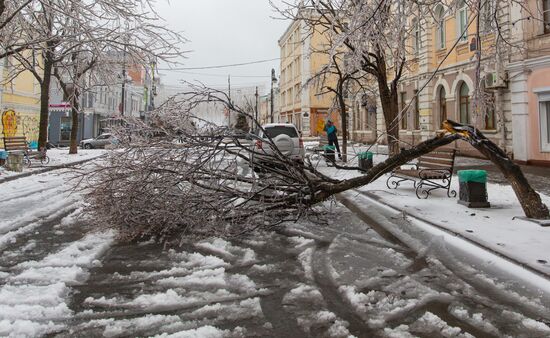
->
250, 123, 305, 166
80, 134, 117, 149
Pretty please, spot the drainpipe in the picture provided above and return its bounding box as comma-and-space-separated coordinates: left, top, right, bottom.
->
495, 89, 506, 149
0, 50, 4, 120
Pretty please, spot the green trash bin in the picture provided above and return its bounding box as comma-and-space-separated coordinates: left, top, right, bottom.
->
358, 151, 373, 171
324, 145, 336, 163
457, 170, 490, 208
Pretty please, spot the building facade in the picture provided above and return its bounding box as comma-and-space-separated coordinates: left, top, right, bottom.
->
350, 1, 519, 159
278, 15, 340, 137
0, 56, 41, 149
48, 63, 155, 146
507, 0, 550, 165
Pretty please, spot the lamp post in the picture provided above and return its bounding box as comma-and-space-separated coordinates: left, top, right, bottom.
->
270, 68, 277, 123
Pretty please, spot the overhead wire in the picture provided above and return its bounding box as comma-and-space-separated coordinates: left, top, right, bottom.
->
158, 57, 281, 71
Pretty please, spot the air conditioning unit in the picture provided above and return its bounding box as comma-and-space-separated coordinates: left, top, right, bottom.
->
484, 71, 508, 89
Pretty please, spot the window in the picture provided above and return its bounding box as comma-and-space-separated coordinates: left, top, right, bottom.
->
400, 92, 408, 130
457, 0, 468, 42
438, 86, 447, 128
412, 18, 420, 55
544, 0, 550, 34
435, 6, 446, 49
481, 0, 495, 34
484, 92, 496, 130
413, 90, 420, 130
60, 117, 71, 141
539, 96, 550, 151
367, 104, 377, 130
87, 92, 94, 108
459, 82, 470, 124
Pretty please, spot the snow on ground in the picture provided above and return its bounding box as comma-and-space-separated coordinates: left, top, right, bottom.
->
0, 174, 80, 251
282, 284, 354, 338
318, 150, 550, 277
0, 231, 114, 337
195, 238, 256, 265
0, 148, 105, 180
78, 240, 269, 336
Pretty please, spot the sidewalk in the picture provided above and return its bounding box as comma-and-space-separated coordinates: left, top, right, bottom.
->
0, 149, 106, 184
323, 149, 550, 279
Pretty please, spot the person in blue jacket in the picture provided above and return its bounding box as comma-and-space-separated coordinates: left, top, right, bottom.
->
323, 119, 341, 160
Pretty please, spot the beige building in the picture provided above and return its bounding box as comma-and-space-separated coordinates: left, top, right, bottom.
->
278, 14, 340, 137
350, 1, 517, 158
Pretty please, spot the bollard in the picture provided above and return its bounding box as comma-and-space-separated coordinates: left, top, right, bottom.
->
6, 151, 24, 172
358, 151, 373, 171
457, 170, 490, 208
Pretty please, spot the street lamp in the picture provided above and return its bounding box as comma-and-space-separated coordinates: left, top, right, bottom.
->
270, 68, 277, 123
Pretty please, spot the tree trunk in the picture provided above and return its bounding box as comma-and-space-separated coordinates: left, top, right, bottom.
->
379, 80, 400, 155
337, 91, 348, 163
314, 133, 461, 199
38, 54, 53, 151
469, 138, 549, 219
314, 129, 550, 220
69, 91, 79, 154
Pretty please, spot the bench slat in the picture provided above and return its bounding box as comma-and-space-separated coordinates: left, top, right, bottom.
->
3, 136, 29, 152
420, 151, 454, 158
418, 158, 454, 167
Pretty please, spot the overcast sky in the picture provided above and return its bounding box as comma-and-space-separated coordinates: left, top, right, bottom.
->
155, 0, 290, 93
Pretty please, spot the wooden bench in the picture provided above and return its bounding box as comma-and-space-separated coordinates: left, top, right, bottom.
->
3, 136, 49, 167
386, 148, 457, 199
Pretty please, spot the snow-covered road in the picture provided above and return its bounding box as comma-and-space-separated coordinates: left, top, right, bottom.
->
1, 169, 550, 337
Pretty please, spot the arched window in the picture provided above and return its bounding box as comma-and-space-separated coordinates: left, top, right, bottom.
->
439, 86, 447, 128
457, 0, 468, 42
435, 5, 446, 49
459, 82, 470, 124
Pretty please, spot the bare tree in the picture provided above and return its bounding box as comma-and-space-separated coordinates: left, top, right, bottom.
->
274, 1, 426, 155
2, 0, 183, 151
273, 0, 540, 157
80, 84, 549, 242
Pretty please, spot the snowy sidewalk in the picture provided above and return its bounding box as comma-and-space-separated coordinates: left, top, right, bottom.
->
0, 149, 106, 184
321, 151, 550, 279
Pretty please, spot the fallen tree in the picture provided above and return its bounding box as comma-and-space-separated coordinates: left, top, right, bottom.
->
79, 86, 549, 242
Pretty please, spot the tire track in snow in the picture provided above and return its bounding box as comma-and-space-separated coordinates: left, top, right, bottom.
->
0, 194, 80, 251
0, 231, 115, 337
310, 242, 374, 337
0, 207, 80, 271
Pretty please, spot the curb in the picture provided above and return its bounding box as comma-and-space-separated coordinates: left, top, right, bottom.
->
0, 155, 105, 184
344, 189, 550, 281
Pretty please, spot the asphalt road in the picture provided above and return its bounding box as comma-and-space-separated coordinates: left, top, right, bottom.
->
1, 170, 550, 337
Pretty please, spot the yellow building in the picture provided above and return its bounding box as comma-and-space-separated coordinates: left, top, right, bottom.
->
1, 56, 42, 149
351, 1, 512, 157
278, 12, 340, 137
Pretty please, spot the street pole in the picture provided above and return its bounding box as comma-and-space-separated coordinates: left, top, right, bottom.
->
120, 46, 126, 116
270, 68, 276, 124
228, 75, 231, 127
255, 86, 258, 126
